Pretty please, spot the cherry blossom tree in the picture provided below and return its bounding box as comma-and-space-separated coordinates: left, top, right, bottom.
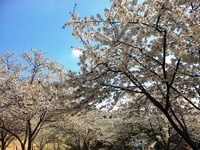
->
0, 49, 73, 150
0, 52, 24, 150
65, 0, 200, 149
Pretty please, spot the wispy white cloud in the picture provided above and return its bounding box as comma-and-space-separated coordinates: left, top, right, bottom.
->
71, 48, 82, 58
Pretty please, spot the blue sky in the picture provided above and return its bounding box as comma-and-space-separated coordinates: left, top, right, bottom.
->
0, 0, 111, 71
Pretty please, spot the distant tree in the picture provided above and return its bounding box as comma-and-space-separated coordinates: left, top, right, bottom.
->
33, 132, 49, 150
65, 0, 200, 149
93, 111, 140, 150
58, 110, 142, 150
49, 111, 99, 150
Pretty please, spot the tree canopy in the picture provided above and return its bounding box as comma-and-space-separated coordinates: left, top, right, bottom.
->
0, 49, 76, 150
65, 0, 200, 149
